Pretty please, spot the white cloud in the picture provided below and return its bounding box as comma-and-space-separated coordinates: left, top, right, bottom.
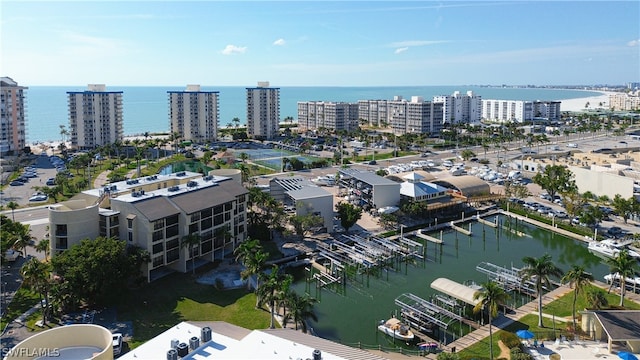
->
221, 45, 247, 55
394, 47, 409, 54
273, 38, 286, 46
389, 40, 448, 47
628, 39, 640, 47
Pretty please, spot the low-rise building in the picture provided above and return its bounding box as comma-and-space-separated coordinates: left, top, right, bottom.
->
49, 171, 248, 282
269, 176, 334, 231
338, 168, 400, 210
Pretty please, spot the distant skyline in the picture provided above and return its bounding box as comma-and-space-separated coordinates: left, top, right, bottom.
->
2, 1, 639, 87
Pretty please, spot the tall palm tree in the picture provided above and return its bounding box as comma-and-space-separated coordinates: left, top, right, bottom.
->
13, 224, 34, 257
21, 258, 52, 325
284, 292, 318, 332
605, 249, 639, 307
473, 281, 510, 360
561, 265, 594, 332
180, 233, 201, 275
257, 265, 293, 329
519, 254, 563, 327
7, 201, 18, 221
35, 238, 51, 261
233, 237, 268, 292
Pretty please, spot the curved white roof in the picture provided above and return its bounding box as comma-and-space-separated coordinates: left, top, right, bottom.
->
430, 277, 480, 306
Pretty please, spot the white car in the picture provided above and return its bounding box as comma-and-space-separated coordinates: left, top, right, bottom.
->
112, 333, 123, 356
29, 194, 48, 202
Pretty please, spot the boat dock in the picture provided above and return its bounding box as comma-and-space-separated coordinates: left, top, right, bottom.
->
476, 262, 539, 296
415, 229, 444, 244
475, 215, 498, 228
450, 221, 472, 236
394, 293, 481, 333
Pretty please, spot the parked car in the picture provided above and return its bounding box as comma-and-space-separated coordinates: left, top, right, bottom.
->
29, 194, 48, 202
10, 181, 24, 186
112, 333, 123, 356
46, 178, 56, 186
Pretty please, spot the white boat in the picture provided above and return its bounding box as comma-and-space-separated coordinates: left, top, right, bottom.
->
604, 273, 640, 289
378, 206, 399, 214
588, 239, 640, 260
378, 318, 415, 341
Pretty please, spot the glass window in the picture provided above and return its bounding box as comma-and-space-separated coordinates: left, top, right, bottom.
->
166, 214, 179, 225
214, 214, 223, 226
166, 224, 179, 238
166, 248, 179, 263
201, 218, 212, 230
201, 240, 213, 254
189, 223, 199, 234
166, 238, 179, 250
153, 230, 163, 242
153, 219, 164, 230
152, 242, 164, 254
190, 213, 200, 223
55, 224, 68, 236
200, 208, 212, 218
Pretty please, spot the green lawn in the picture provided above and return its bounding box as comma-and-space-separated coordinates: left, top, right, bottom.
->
458, 287, 640, 359
116, 267, 272, 348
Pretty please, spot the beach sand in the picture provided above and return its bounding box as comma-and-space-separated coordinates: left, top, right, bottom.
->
560, 91, 614, 112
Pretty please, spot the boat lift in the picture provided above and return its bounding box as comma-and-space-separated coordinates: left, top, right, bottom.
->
394, 293, 479, 333
476, 262, 538, 296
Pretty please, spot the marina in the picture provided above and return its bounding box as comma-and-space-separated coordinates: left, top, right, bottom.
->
292, 213, 610, 348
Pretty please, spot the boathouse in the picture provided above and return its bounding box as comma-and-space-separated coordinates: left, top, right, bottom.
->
580, 310, 640, 354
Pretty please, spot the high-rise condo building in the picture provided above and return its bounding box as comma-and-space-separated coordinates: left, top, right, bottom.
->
168, 85, 220, 143
482, 100, 561, 123
68, 84, 123, 149
357, 99, 391, 127
388, 96, 443, 136
297, 101, 358, 133
246, 81, 279, 140
433, 91, 482, 124
0, 77, 27, 154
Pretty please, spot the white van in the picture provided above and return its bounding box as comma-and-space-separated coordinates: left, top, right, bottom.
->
567, 143, 578, 148
112, 333, 123, 356
442, 160, 453, 168
507, 170, 522, 180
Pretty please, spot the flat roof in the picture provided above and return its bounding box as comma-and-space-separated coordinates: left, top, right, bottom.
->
287, 186, 332, 200
430, 277, 480, 306
170, 180, 247, 214
119, 321, 390, 360
339, 168, 398, 186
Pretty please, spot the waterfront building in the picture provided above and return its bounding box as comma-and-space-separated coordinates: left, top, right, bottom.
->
0, 77, 27, 154
399, 172, 449, 203
357, 99, 391, 127
246, 81, 280, 140
482, 99, 533, 123
388, 96, 444, 136
433, 90, 482, 124
68, 84, 123, 149
297, 101, 358, 133
482, 99, 561, 123
269, 176, 334, 231
337, 168, 400, 210
48, 171, 248, 282
609, 91, 640, 111
168, 85, 220, 143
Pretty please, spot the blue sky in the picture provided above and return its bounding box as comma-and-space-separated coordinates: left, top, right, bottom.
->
2, 1, 639, 86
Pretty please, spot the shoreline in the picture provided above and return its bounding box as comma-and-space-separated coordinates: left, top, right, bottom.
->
25, 90, 619, 146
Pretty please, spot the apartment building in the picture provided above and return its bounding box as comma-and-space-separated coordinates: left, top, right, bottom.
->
168, 85, 220, 143
297, 101, 358, 133
68, 84, 123, 149
357, 99, 391, 127
609, 91, 640, 111
49, 171, 248, 282
482, 99, 534, 123
533, 101, 561, 121
0, 77, 27, 154
388, 96, 444, 136
246, 81, 280, 140
433, 90, 482, 124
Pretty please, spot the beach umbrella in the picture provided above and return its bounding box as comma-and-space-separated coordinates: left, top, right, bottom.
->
516, 329, 535, 339
618, 351, 639, 360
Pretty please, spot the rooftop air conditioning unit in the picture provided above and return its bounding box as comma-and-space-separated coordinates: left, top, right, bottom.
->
201, 326, 212, 342
189, 336, 200, 351
166, 349, 178, 360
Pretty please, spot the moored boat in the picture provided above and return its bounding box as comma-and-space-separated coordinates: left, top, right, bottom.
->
588, 239, 640, 260
378, 318, 415, 341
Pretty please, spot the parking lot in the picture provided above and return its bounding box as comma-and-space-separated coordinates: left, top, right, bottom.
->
1, 153, 63, 207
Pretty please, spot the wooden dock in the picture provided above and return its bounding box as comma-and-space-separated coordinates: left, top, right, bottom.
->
476, 216, 498, 228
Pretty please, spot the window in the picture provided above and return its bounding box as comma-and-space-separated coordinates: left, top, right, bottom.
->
55, 237, 68, 249
166, 214, 179, 226
152, 256, 164, 268
153, 219, 164, 230
56, 224, 68, 236
190, 213, 200, 222
166, 238, 179, 250
166, 248, 179, 263
152, 243, 164, 254
127, 218, 134, 229
153, 230, 163, 242
201, 218, 212, 230
201, 208, 212, 218
166, 224, 179, 238
214, 214, 224, 226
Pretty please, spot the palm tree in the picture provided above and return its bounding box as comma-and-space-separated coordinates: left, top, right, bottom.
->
605, 249, 639, 307
256, 265, 292, 329
180, 233, 201, 275
284, 292, 318, 332
473, 281, 510, 360
561, 265, 594, 332
35, 238, 51, 261
21, 258, 52, 325
519, 254, 563, 327
233, 238, 267, 292
13, 224, 34, 257
7, 201, 18, 221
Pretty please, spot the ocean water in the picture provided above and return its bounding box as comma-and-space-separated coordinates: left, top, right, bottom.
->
24, 86, 601, 143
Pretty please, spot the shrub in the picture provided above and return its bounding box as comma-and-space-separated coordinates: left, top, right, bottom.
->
500, 331, 522, 349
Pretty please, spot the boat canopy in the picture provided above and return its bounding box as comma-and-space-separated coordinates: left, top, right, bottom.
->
430, 277, 480, 306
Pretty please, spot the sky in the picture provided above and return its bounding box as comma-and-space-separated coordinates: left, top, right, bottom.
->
1, 1, 639, 86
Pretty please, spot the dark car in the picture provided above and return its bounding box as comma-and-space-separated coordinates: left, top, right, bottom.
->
46, 178, 56, 186
10, 180, 24, 186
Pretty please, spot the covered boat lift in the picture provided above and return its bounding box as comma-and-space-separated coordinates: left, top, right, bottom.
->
430, 278, 480, 306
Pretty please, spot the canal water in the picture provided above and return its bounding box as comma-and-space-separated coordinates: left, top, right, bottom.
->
290, 215, 610, 348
